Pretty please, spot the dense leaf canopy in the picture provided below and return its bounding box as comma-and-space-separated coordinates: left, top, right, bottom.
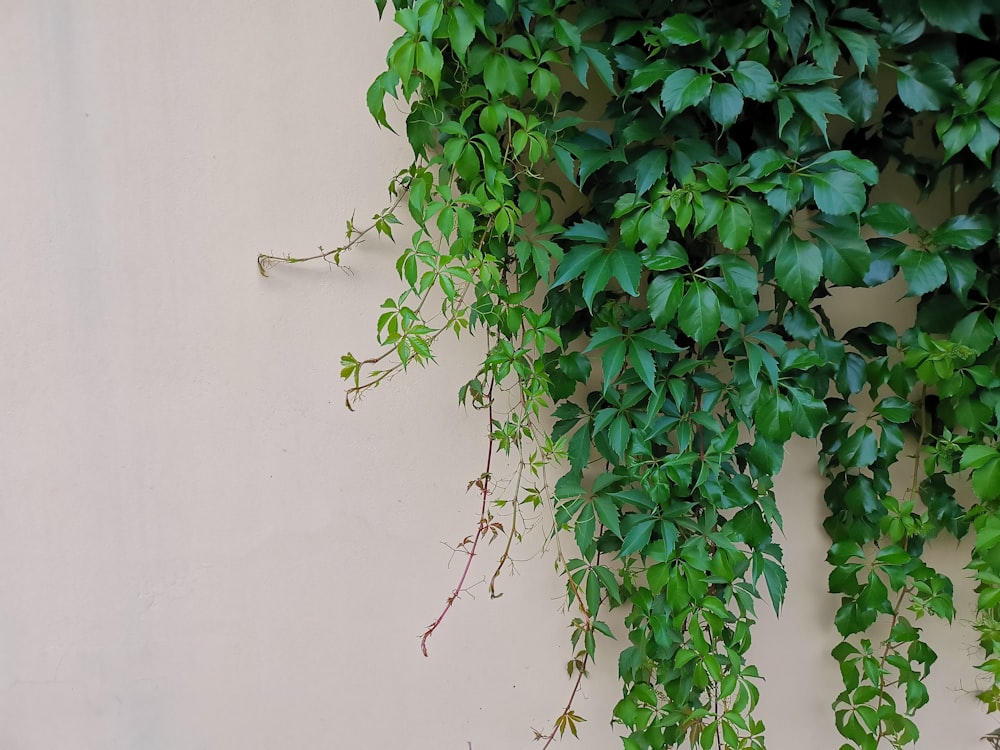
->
270, 1, 1000, 747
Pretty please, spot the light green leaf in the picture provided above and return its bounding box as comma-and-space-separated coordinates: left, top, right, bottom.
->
961, 445, 1000, 470
447, 6, 476, 58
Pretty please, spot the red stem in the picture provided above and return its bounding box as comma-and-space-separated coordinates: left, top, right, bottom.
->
420, 383, 496, 657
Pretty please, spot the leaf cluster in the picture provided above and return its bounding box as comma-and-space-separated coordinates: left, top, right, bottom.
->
337, 0, 1000, 747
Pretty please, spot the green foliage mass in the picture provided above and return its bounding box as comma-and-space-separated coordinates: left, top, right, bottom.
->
304, 0, 1000, 747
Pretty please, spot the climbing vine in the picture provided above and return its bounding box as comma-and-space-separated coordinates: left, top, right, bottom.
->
260, 1, 1000, 747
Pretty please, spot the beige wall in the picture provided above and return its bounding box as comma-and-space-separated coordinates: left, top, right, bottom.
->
0, 3, 994, 749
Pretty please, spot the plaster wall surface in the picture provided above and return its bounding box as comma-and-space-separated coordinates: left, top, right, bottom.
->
0, 3, 993, 749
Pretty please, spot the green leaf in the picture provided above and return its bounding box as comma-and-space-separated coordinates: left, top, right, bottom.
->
659, 14, 703, 45
898, 249, 947, 296
678, 281, 722, 348
633, 150, 668, 197
562, 220, 609, 244
647, 562, 670, 592
718, 201, 751, 250
641, 240, 688, 271
582, 46, 616, 92
661, 69, 713, 113
610, 250, 641, 297
810, 171, 867, 215
447, 6, 476, 59
731, 61, 777, 102
975, 516, 1000, 551
783, 64, 835, 86
864, 203, 916, 236
839, 76, 879, 124
755, 390, 793, 441
575, 503, 596, 556
775, 236, 822, 303
629, 341, 657, 392
970, 119, 1000, 166
839, 426, 878, 468
875, 397, 914, 424
762, 557, 787, 614
943, 251, 978, 301
581, 252, 615, 308
709, 83, 744, 128
961, 445, 1000, 471
831, 27, 879, 74
552, 244, 603, 287
811, 217, 871, 285
897, 62, 954, 112
919, 0, 985, 36
974, 457, 1000, 501
932, 215, 994, 250
648, 273, 684, 327
788, 87, 849, 138
608, 414, 631, 459
593, 496, 622, 539
620, 516, 656, 557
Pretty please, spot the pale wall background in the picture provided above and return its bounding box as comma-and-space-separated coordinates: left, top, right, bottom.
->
0, 2, 994, 749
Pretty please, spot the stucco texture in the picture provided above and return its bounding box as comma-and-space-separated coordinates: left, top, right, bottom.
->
0, 3, 994, 749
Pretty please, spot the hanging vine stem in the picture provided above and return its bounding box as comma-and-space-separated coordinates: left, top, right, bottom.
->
420, 378, 496, 657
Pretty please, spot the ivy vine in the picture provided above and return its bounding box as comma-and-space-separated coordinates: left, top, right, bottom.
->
260, 1, 1000, 748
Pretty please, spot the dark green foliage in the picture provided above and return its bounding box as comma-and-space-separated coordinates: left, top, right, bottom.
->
343, 1, 1000, 747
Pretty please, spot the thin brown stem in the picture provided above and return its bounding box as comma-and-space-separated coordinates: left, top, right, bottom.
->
257, 183, 409, 275
420, 380, 496, 657
538, 651, 590, 750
